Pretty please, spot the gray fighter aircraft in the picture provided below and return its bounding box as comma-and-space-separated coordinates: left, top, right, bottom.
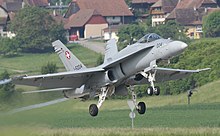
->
1, 33, 210, 116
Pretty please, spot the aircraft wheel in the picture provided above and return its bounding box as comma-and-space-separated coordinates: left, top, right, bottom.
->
89, 104, 98, 117
154, 86, 160, 96
147, 87, 153, 96
137, 102, 146, 114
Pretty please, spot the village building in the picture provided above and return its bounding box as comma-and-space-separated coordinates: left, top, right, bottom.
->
150, 0, 179, 26
64, 0, 133, 39
166, 0, 219, 39
64, 9, 108, 39
65, 0, 133, 25
131, 0, 159, 13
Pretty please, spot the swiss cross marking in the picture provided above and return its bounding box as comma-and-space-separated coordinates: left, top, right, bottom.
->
65, 51, 71, 59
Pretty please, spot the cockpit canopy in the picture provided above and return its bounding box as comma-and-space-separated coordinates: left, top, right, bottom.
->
136, 33, 162, 43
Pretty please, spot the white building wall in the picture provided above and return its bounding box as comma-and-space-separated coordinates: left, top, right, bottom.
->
84, 24, 108, 39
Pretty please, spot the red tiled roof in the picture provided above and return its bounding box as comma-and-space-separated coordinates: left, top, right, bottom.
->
74, 0, 133, 16
168, 8, 208, 25
3, 1, 22, 12
174, 0, 216, 9
0, 0, 3, 5
26, 0, 49, 7
132, 0, 158, 4
168, 0, 218, 19
151, 0, 179, 13
64, 9, 106, 29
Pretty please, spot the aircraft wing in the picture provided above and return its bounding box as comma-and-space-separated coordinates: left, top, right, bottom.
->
153, 67, 211, 82
11, 68, 104, 89
126, 67, 210, 85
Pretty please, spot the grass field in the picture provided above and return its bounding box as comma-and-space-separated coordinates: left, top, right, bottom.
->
1, 42, 220, 135
0, 43, 99, 75
0, 80, 220, 135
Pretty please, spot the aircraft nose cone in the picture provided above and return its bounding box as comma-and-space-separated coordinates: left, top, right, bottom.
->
180, 42, 188, 50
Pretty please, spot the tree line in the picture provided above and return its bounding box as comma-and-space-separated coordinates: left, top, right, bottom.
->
0, 6, 67, 56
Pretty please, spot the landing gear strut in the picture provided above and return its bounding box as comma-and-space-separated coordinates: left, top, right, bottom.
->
89, 86, 114, 117
129, 86, 146, 115
141, 71, 160, 96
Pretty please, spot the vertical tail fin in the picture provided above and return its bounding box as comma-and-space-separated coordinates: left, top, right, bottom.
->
52, 40, 86, 71
104, 39, 118, 63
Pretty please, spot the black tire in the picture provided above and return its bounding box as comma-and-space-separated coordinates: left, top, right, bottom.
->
154, 86, 160, 96
137, 102, 146, 114
147, 87, 153, 96
89, 104, 98, 117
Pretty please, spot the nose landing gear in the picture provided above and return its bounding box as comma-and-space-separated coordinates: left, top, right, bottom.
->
141, 71, 160, 96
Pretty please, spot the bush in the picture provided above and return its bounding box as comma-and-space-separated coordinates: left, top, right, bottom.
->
41, 62, 58, 74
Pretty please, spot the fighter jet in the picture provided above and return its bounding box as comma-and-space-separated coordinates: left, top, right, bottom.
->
1, 33, 210, 116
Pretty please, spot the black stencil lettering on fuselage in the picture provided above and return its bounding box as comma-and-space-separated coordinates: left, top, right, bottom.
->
74, 64, 83, 70
156, 43, 163, 48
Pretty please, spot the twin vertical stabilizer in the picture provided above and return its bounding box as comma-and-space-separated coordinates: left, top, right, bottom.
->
52, 40, 86, 71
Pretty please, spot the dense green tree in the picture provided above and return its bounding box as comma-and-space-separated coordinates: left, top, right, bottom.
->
125, 0, 132, 7
203, 11, 220, 37
156, 21, 188, 41
117, 20, 188, 49
9, 6, 67, 53
41, 62, 58, 74
118, 24, 145, 49
0, 38, 20, 56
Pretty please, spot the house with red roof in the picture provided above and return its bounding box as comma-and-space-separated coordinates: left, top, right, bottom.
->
64, 9, 108, 39
150, 0, 179, 26
166, 0, 219, 39
64, 0, 134, 39
65, 0, 134, 25
131, 0, 159, 14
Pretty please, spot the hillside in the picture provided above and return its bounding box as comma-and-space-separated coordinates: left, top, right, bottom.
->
0, 43, 99, 75
159, 38, 220, 95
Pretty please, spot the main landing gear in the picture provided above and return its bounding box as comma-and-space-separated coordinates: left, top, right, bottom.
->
129, 86, 146, 115
89, 86, 114, 117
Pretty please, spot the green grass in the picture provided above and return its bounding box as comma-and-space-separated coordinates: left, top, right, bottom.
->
0, 44, 99, 75
1, 101, 220, 128
0, 80, 220, 135
1, 127, 220, 136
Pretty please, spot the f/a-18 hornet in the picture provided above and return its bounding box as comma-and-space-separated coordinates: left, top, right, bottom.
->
1, 33, 210, 116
